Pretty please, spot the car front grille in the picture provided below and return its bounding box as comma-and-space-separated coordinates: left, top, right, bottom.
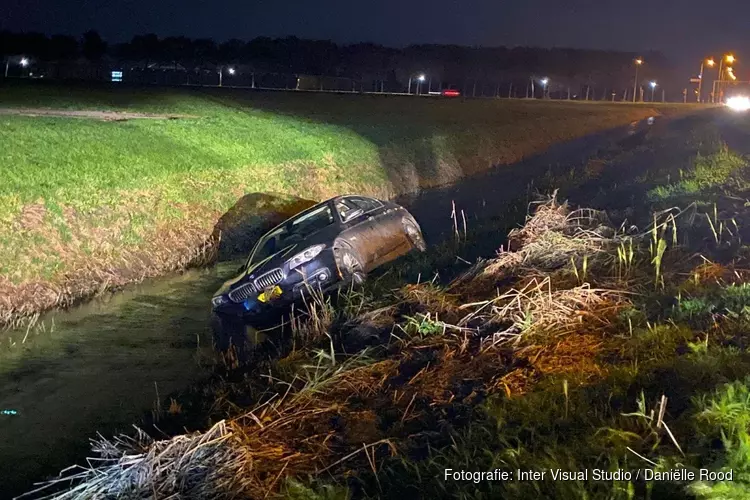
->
255, 268, 284, 290
227, 268, 285, 304
228, 282, 257, 303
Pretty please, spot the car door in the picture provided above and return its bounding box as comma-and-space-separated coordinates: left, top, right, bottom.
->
334, 198, 381, 270
346, 196, 401, 263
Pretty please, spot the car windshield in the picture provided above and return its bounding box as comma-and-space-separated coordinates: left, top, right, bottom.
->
246, 203, 334, 268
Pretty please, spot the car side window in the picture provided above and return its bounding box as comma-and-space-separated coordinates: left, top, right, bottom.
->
336, 199, 360, 222
348, 196, 382, 213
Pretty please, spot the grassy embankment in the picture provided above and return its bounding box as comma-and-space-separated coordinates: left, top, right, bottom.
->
0, 83, 688, 327
30, 111, 750, 499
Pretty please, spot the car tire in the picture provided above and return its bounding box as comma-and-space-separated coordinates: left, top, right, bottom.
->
334, 243, 366, 286
403, 217, 427, 252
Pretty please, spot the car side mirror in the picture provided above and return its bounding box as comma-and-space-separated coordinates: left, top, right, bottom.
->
343, 208, 364, 222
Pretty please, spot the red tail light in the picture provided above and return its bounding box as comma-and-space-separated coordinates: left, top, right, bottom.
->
442, 90, 460, 97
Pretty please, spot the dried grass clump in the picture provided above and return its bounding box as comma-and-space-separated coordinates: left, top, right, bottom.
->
397, 282, 462, 322
506, 196, 572, 251
677, 260, 750, 294
517, 332, 609, 381
22, 422, 250, 499
446, 195, 630, 349
450, 195, 619, 299
459, 277, 628, 348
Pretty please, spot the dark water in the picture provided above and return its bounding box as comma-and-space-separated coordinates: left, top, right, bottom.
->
0, 262, 241, 498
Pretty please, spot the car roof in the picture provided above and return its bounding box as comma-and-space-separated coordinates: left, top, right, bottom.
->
263, 194, 381, 233
330, 194, 382, 203
270, 194, 382, 227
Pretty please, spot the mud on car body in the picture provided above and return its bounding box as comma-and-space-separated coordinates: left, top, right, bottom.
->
210, 195, 426, 342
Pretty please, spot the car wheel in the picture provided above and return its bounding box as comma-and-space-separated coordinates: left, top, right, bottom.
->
335, 244, 366, 286
403, 217, 427, 252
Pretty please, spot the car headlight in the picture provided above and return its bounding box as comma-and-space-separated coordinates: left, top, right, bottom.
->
727, 96, 750, 112
287, 244, 325, 270
212, 295, 228, 308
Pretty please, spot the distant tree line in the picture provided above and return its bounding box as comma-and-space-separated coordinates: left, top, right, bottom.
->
0, 30, 683, 100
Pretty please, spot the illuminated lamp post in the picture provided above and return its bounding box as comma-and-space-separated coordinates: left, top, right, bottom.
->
541, 77, 549, 98
633, 58, 643, 102
697, 58, 714, 103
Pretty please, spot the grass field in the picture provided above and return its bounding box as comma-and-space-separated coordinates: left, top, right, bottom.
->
0, 82, 696, 326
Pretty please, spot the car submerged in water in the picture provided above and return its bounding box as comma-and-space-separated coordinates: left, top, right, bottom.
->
211, 194, 426, 330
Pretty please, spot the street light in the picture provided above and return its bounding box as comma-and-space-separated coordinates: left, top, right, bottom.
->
408, 73, 426, 95
540, 78, 549, 98
218, 66, 235, 87
633, 58, 643, 103
649, 81, 657, 101
698, 58, 715, 103
5, 56, 30, 78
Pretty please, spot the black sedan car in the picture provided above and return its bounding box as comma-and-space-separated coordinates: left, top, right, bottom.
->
211, 194, 426, 325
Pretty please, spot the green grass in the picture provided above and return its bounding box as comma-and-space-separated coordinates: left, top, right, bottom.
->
673, 283, 750, 328
0, 82, 672, 325
0, 94, 381, 204
1, 85, 679, 206
648, 148, 748, 203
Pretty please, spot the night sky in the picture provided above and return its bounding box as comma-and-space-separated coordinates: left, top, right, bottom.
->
2, 0, 749, 76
